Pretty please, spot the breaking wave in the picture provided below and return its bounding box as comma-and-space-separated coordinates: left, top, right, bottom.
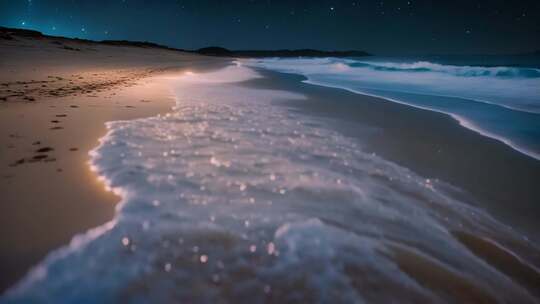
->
245, 57, 540, 160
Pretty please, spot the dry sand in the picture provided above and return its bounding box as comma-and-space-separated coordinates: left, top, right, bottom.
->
0, 30, 228, 291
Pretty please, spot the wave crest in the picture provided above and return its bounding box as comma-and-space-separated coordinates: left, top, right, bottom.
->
349, 61, 540, 78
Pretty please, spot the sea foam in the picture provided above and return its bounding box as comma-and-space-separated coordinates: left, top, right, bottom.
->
3, 64, 538, 303
244, 57, 540, 160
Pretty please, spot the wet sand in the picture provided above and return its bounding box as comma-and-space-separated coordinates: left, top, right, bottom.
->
242, 70, 540, 240
2, 30, 539, 300
452, 231, 540, 298
240, 70, 540, 300
0, 31, 228, 292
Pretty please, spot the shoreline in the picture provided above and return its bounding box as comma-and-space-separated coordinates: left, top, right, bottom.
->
0, 34, 230, 292
0, 75, 181, 292
0, 77, 171, 292
2, 31, 539, 298
6, 63, 540, 303
241, 69, 540, 240
303, 79, 540, 161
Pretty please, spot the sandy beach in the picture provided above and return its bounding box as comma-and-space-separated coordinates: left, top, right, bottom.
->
0, 28, 228, 291
1, 0, 539, 302
1, 29, 539, 303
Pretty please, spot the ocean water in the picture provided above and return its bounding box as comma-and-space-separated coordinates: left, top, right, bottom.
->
3, 64, 539, 303
245, 56, 540, 160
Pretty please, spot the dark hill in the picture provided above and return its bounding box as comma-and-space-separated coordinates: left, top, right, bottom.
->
197, 47, 234, 56
0, 26, 44, 40
1, 27, 371, 58
100, 40, 186, 51
196, 47, 370, 58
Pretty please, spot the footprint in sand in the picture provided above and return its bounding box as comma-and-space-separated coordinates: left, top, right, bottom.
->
9, 145, 56, 166
31, 155, 48, 161
9, 158, 25, 167
35, 147, 54, 153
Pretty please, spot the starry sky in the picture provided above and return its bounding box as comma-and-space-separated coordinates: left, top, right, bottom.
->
0, 0, 539, 55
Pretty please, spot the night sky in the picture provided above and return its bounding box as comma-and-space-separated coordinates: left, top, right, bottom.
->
0, 0, 539, 55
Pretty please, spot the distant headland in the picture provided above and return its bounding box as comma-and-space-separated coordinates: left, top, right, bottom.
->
195, 46, 371, 58
0, 27, 371, 58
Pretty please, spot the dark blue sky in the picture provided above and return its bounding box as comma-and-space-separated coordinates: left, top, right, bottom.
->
1, 0, 539, 55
